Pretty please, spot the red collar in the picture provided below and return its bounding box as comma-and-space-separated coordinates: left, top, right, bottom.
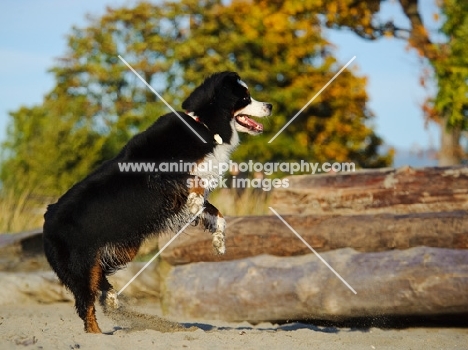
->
185, 111, 223, 145
186, 111, 201, 123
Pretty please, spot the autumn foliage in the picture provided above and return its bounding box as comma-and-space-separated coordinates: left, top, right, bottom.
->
1, 0, 392, 201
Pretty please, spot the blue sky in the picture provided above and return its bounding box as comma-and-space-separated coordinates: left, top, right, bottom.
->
1, 0, 440, 152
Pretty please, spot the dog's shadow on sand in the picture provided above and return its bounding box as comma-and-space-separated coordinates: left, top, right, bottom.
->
103, 305, 344, 335
105, 321, 343, 335
103, 305, 197, 335
103, 302, 468, 335
181, 321, 343, 334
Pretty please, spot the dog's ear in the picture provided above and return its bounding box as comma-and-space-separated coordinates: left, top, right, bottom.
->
181, 83, 212, 113
182, 72, 240, 112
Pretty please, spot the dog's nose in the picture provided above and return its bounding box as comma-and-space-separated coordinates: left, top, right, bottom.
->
266, 103, 273, 112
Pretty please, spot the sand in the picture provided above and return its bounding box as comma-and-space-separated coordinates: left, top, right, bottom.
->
1, 300, 467, 350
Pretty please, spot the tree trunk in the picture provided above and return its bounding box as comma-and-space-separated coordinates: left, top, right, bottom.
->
439, 117, 462, 166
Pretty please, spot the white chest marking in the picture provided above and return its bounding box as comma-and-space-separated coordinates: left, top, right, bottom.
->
191, 120, 239, 190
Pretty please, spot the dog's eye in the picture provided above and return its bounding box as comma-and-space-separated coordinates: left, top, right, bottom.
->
243, 96, 250, 101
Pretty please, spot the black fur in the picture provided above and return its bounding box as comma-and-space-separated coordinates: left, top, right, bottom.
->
43, 71, 258, 333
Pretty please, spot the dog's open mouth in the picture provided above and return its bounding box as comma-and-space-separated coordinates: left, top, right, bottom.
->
235, 114, 263, 133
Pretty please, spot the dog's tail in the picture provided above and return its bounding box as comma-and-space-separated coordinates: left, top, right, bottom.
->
42, 231, 71, 285
43, 205, 75, 288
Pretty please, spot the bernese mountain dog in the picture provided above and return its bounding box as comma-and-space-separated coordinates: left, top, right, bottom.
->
43, 71, 272, 333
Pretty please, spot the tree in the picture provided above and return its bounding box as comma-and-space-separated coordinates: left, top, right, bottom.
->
1, 0, 391, 199
1, 99, 105, 197
317, 0, 468, 165
1, 2, 183, 197
174, 0, 391, 167
428, 0, 468, 165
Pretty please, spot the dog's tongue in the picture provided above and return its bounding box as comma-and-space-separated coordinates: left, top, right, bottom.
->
236, 115, 263, 132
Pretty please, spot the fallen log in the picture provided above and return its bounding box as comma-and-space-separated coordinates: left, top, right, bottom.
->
160, 247, 468, 322
0, 262, 160, 305
270, 166, 468, 215
0, 229, 43, 256
0, 271, 73, 305
159, 211, 468, 265
0, 229, 159, 272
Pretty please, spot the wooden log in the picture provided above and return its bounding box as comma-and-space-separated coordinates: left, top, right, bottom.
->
0, 261, 160, 305
270, 166, 468, 215
0, 229, 43, 255
159, 211, 468, 265
0, 229, 159, 272
0, 271, 73, 305
160, 247, 468, 322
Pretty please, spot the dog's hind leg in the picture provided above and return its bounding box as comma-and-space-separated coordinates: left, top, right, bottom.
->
72, 256, 104, 333
98, 244, 140, 312
44, 235, 103, 333
99, 276, 119, 312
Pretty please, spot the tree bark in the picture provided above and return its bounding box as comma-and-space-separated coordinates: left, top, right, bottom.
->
439, 117, 462, 166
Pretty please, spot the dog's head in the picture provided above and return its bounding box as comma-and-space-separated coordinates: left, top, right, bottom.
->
182, 72, 272, 142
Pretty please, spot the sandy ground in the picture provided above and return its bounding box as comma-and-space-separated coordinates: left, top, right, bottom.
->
1, 301, 467, 350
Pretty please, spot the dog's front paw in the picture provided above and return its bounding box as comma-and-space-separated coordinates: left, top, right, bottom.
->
212, 216, 226, 255
187, 192, 204, 215
212, 231, 225, 255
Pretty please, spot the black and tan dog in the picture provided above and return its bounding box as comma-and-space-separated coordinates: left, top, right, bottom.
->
43, 72, 272, 333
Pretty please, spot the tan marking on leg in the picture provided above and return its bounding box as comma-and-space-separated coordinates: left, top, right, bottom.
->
85, 259, 103, 333
85, 305, 101, 333
188, 181, 205, 196
125, 245, 139, 261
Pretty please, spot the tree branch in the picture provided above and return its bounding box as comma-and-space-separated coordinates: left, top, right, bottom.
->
398, 0, 437, 60
341, 21, 411, 41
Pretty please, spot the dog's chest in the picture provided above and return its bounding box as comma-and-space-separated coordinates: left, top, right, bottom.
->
191, 129, 239, 190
